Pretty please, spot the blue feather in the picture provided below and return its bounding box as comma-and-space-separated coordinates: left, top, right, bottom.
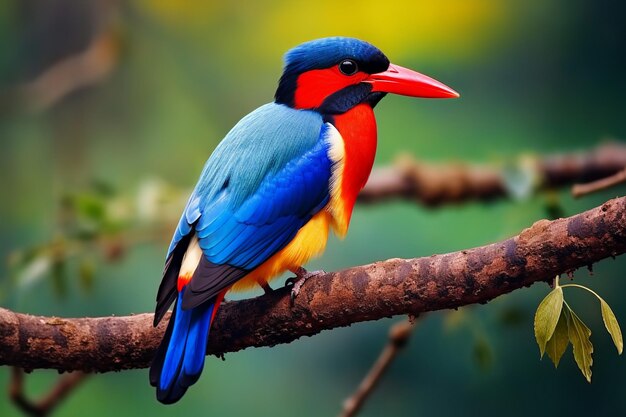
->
156, 290, 215, 404
180, 303, 214, 385
196, 103, 324, 205
283, 37, 388, 75
159, 294, 192, 392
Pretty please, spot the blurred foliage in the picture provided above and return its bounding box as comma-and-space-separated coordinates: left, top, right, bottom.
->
501, 155, 542, 200
5, 178, 187, 301
1, 0, 626, 417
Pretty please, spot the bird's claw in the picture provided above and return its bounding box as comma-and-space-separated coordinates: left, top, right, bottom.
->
289, 277, 306, 305
286, 267, 325, 306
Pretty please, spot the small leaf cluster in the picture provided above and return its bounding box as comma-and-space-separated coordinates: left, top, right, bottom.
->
534, 276, 623, 382
6, 178, 188, 299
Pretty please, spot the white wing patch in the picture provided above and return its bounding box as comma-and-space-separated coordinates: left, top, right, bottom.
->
323, 123, 349, 237
180, 234, 203, 280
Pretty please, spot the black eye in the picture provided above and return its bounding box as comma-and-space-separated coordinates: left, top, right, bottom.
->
338, 59, 358, 76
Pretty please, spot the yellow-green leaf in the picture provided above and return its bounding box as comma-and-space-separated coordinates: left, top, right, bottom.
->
534, 286, 564, 357
600, 299, 623, 355
443, 309, 466, 331
565, 307, 593, 382
545, 308, 569, 367
473, 337, 493, 371
78, 258, 95, 293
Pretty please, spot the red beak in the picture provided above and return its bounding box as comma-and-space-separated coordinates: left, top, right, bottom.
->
365, 64, 459, 99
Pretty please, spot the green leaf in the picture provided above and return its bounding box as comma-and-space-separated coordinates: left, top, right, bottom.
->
75, 194, 106, 222
443, 309, 466, 331
534, 286, 564, 357
565, 306, 593, 382
78, 258, 95, 293
473, 337, 493, 371
90, 178, 116, 197
545, 308, 569, 367
51, 259, 68, 298
543, 191, 566, 220
600, 299, 623, 355
15, 254, 52, 288
498, 306, 526, 327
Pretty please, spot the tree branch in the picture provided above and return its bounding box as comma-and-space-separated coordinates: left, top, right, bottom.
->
339, 318, 417, 417
360, 142, 626, 205
1, 196, 626, 373
9, 367, 88, 417
572, 168, 626, 198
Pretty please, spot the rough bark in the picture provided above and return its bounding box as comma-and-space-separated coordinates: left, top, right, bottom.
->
360, 142, 626, 205
1, 196, 625, 373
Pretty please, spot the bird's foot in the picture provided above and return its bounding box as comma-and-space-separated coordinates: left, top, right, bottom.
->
285, 267, 325, 305
259, 282, 274, 296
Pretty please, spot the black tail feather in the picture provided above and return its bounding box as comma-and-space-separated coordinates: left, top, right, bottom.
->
154, 233, 192, 326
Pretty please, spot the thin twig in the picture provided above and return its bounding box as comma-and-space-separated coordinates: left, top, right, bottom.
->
19, 31, 118, 111
572, 167, 626, 198
9, 367, 88, 417
340, 318, 417, 417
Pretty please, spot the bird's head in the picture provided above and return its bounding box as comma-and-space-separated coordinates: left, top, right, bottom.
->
275, 37, 459, 114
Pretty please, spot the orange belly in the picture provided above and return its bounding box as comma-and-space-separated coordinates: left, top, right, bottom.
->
230, 210, 333, 292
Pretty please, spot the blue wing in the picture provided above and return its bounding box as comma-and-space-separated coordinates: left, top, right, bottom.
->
155, 103, 334, 313
196, 138, 332, 268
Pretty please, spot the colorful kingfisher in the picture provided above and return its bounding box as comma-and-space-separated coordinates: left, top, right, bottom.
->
149, 37, 458, 404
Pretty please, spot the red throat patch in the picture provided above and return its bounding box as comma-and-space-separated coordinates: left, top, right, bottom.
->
332, 104, 377, 221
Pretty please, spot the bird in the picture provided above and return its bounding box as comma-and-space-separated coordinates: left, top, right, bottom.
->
149, 36, 458, 404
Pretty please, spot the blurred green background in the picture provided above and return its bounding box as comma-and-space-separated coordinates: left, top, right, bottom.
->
1, 0, 626, 416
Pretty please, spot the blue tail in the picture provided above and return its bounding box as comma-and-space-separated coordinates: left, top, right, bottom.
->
150, 290, 215, 404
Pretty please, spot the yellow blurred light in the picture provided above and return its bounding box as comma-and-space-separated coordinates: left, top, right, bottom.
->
136, 0, 509, 65
265, 0, 507, 60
